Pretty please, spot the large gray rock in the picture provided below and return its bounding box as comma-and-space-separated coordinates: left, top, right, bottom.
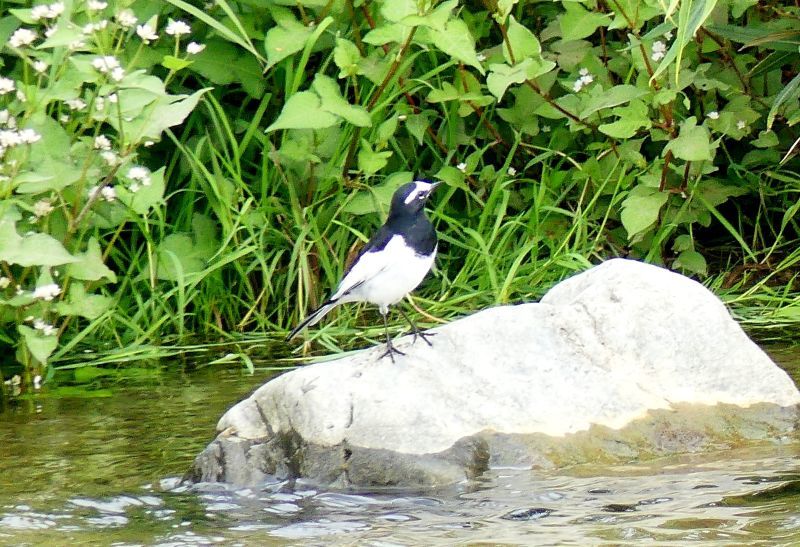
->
188, 259, 800, 487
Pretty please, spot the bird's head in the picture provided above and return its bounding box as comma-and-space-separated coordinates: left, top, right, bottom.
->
390, 180, 441, 217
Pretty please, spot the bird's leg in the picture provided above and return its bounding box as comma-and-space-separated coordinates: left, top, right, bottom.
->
379, 311, 405, 363
398, 306, 435, 347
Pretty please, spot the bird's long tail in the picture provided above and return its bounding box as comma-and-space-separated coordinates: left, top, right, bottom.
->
286, 300, 338, 341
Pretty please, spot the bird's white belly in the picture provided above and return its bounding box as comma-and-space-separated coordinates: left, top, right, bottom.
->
334, 236, 436, 311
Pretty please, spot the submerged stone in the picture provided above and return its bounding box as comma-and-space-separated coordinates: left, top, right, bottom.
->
188, 259, 800, 488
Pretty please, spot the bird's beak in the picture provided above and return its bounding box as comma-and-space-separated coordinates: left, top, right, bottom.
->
428, 181, 442, 194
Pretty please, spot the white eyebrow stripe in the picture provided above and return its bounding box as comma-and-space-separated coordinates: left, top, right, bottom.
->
404, 188, 422, 204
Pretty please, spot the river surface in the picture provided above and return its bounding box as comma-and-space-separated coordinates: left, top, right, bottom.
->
0, 347, 798, 546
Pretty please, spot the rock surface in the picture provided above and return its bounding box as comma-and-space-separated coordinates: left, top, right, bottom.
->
188, 259, 800, 487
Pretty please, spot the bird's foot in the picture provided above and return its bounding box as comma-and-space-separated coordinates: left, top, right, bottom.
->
379, 340, 406, 363
412, 330, 436, 347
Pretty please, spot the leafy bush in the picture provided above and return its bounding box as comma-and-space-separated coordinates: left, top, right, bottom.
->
1, 0, 799, 382
0, 1, 206, 381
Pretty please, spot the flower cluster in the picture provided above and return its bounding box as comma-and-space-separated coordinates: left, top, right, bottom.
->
33, 318, 57, 336
0, 110, 42, 158
30, 2, 64, 20
573, 68, 593, 92
127, 166, 152, 192
32, 283, 61, 301
651, 41, 667, 62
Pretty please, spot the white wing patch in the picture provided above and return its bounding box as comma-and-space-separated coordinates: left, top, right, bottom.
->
330, 236, 435, 309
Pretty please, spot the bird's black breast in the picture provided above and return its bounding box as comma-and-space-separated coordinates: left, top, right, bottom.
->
390, 214, 437, 256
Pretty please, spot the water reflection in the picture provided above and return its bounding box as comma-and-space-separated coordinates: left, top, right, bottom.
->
0, 349, 797, 545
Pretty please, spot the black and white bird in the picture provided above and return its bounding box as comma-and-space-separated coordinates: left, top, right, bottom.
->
287, 180, 440, 361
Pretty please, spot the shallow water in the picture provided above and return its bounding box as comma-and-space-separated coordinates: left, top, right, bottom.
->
0, 347, 798, 546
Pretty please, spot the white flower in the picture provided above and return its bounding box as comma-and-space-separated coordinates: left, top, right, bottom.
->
573, 68, 593, 92
456, 162, 467, 172
476, 52, 487, 62
0, 110, 11, 125
707, 111, 719, 120
33, 375, 42, 389
101, 185, 117, 201
92, 55, 119, 73
129, 182, 140, 193
31, 5, 51, 20
165, 19, 191, 36
127, 165, 151, 186
33, 199, 53, 217
94, 135, 111, 150
18, 128, 41, 144
136, 23, 158, 43
111, 67, 125, 81
87, 0, 108, 10
32, 283, 61, 301
664, 30, 674, 40
397, 114, 407, 121
83, 20, 108, 34
143, 140, 154, 147
107, 93, 118, 103
9, 28, 37, 48
186, 41, 205, 54
66, 98, 86, 111
0, 130, 22, 147
0, 276, 10, 289
44, 25, 58, 38
94, 97, 105, 111
542, 125, 551, 132
507, 167, 517, 176
0, 78, 15, 95
100, 150, 119, 165
16, 90, 27, 103
115, 9, 137, 29
33, 60, 48, 73
33, 318, 57, 336
737, 120, 746, 130
68, 39, 86, 50
47, 2, 64, 17
651, 40, 667, 62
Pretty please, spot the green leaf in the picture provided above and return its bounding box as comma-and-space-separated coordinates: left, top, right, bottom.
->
651, 0, 719, 85
0, 211, 77, 267
673, 250, 707, 276
54, 284, 112, 320
495, 0, 519, 23
66, 239, 117, 283
312, 75, 371, 127
266, 91, 340, 131
162, 55, 193, 71
559, 2, 611, 41
752, 130, 779, 148
405, 111, 431, 145
19, 325, 59, 365
381, 0, 418, 22
598, 100, 652, 138
117, 167, 167, 215
487, 58, 556, 100
663, 117, 713, 161
184, 39, 265, 97
430, 18, 485, 74
344, 172, 414, 215
621, 185, 669, 238
580, 85, 649, 119
334, 38, 362, 78
112, 88, 209, 143
503, 15, 542, 63
400, 0, 456, 30
264, 8, 313, 69
695, 179, 748, 207
357, 139, 392, 175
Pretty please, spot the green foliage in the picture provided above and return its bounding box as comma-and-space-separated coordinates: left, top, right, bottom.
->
1, 0, 799, 384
